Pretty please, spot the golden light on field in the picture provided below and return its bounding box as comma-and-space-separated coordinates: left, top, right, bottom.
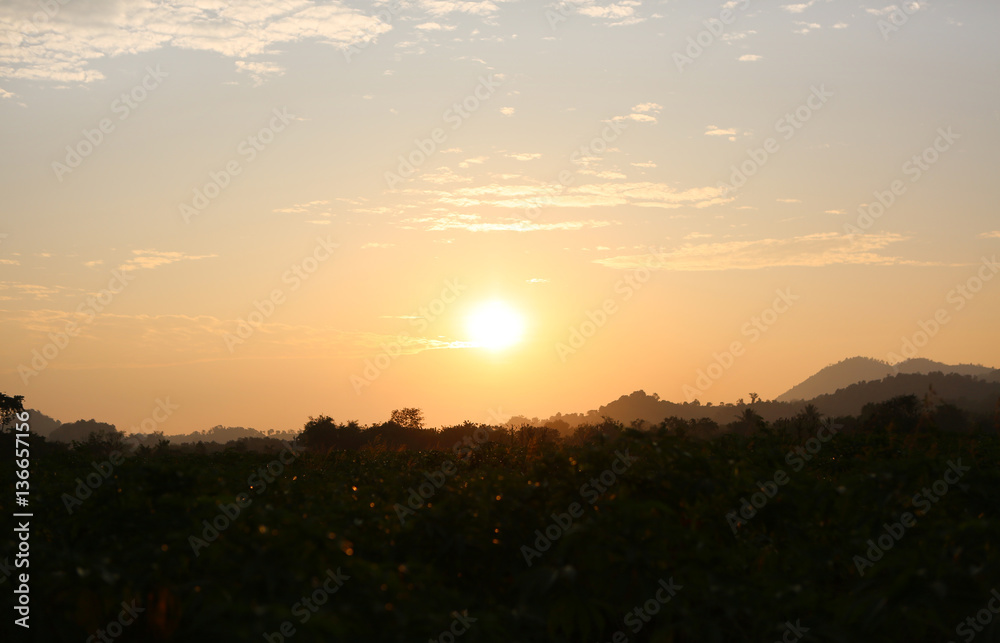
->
466, 301, 526, 351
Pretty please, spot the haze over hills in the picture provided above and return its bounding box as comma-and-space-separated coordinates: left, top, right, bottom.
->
513, 372, 1000, 430
775, 357, 997, 402
22, 358, 1000, 443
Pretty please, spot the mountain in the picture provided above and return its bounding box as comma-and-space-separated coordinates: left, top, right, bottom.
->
776, 356, 996, 402
518, 372, 1000, 430
22, 408, 63, 437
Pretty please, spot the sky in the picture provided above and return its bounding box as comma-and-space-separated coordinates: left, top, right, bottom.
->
1, 0, 998, 434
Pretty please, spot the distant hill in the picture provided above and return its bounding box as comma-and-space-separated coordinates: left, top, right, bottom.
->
23, 409, 62, 437
776, 356, 995, 402
515, 372, 1000, 430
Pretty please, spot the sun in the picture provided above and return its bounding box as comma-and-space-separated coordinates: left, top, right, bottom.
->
466, 301, 525, 351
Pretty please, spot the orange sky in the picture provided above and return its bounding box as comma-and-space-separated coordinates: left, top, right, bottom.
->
1, 0, 998, 433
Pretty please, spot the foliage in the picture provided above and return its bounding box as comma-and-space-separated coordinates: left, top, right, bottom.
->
4, 411, 1000, 642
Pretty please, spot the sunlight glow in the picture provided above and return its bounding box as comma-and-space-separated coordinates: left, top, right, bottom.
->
466, 301, 525, 351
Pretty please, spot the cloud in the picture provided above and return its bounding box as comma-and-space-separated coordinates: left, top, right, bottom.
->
411, 180, 731, 210
793, 21, 822, 34
415, 22, 457, 30
0, 1, 392, 83
631, 161, 657, 168
0, 309, 470, 370
421, 168, 473, 184
613, 102, 663, 124
776, 198, 801, 203
567, 1, 645, 26
417, 0, 512, 17
866, 3, 924, 16
0, 282, 64, 301
507, 152, 541, 161
738, 54, 762, 61
83, 260, 104, 267
274, 201, 333, 217
118, 250, 215, 272
458, 156, 488, 168
403, 212, 616, 232
361, 242, 396, 249
500, 106, 516, 116
705, 125, 739, 141
825, 209, 845, 215
235, 61, 285, 87
979, 231, 1000, 239
782, 1, 818, 13
594, 232, 941, 271
526, 278, 549, 283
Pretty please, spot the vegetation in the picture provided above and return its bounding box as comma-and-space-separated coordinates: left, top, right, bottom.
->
3, 399, 999, 642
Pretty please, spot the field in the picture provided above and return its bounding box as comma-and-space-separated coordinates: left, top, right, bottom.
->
5, 421, 1000, 642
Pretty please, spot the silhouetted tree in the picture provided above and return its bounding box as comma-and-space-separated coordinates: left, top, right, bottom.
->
0, 392, 25, 431
795, 404, 822, 441
389, 408, 424, 429
299, 415, 338, 451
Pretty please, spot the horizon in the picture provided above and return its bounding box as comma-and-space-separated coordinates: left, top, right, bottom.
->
2, 0, 999, 434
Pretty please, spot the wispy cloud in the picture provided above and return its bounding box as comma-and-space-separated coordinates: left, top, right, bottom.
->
594, 232, 943, 271
403, 212, 617, 232
613, 102, 663, 124
118, 250, 215, 272
705, 125, 739, 141
566, 1, 646, 26
0, 0, 392, 83
235, 61, 285, 87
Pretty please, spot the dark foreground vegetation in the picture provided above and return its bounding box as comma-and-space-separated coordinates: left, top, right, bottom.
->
3, 396, 1000, 642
